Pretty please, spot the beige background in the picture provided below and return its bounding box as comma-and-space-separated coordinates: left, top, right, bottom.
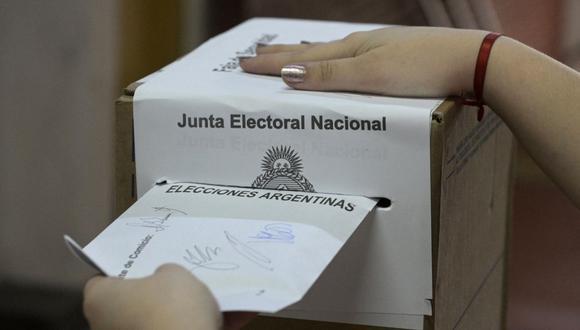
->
0, 0, 198, 288
0, 1, 118, 288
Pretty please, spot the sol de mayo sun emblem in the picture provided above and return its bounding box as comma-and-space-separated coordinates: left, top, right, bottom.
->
251, 146, 315, 192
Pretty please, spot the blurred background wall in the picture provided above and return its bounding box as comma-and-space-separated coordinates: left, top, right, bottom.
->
0, 1, 118, 287
0, 1, 118, 327
0, 1, 578, 329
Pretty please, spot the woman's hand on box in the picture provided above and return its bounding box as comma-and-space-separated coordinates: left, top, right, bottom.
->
239, 27, 486, 98
241, 27, 580, 209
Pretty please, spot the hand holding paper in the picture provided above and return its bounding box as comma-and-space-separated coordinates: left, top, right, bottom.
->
83, 264, 223, 330
66, 183, 377, 313
240, 26, 485, 98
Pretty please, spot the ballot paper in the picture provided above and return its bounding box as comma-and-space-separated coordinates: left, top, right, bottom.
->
66, 182, 377, 313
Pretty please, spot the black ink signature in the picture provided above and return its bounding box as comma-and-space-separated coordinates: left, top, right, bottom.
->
248, 223, 294, 243
183, 245, 239, 271
125, 206, 187, 232
126, 213, 171, 232
225, 231, 274, 271
152, 206, 187, 215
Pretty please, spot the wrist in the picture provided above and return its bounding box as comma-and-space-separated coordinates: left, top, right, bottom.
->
454, 29, 490, 96
482, 36, 518, 111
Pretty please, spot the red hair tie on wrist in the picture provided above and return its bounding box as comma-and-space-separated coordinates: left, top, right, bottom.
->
463, 32, 502, 121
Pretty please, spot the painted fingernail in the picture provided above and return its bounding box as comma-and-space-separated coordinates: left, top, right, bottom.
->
281, 65, 306, 83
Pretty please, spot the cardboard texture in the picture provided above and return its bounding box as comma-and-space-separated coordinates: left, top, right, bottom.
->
115, 83, 513, 329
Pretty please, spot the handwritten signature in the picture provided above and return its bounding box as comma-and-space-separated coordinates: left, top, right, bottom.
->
126, 213, 171, 232
126, 206, 187, 232
183, 245, 239, 271
248, 223, 294, 243
225, 231, 274, 271
152, 206, 187, 215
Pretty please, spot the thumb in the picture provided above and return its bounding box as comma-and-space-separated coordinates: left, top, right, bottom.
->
280, 58, 366, 92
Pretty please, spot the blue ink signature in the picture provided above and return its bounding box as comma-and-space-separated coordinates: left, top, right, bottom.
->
225, 231, 274, 271
183, 245, 239, 271
248, 223, 294, 243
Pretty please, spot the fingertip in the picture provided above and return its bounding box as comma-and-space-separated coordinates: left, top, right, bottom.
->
238, 54, 283, 76
283, 57, 364, 92
155, 263, 188, 274
238, 56, 258, 73
281, 64, 306, 86
255, 45, 269, 55
281, 78, 298, 90
84, 275, 106, 295
83, 275, 112, 318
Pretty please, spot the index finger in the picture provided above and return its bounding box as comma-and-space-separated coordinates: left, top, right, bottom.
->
83, 275, 122, 299
256, 43, 313, 55
240, 40, 356, 75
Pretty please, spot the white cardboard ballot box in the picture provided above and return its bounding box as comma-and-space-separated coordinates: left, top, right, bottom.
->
115, 18, 513, 330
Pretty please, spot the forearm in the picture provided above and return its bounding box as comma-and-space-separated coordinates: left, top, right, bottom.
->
484, 36, 580, 206
242, 27, 580, 207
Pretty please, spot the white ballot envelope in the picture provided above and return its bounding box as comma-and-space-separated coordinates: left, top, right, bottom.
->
66, 182, 377, 313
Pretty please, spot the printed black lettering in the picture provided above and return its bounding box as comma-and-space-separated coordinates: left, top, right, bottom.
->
177, 113, 187, 127
166, 185, 179, 193
345, 203, 355, 211
281, 194, 293, 201
322, 197, 336, 206
311, 115, 323, 129
271, 193, 283, 200
291, 194, 303, 202
246, 118, 256, 128
231, 114, 242, 128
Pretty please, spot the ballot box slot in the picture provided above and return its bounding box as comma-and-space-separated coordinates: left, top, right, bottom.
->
372, 197, 392, 209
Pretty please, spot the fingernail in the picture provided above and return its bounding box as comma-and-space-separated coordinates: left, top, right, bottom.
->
281, 65, 306, 83
237, 55, 254, 62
